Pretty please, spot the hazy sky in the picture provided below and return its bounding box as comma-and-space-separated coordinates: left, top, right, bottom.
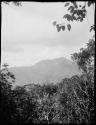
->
1, 2, 94, 67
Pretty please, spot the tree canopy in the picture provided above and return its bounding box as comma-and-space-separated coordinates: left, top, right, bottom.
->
53, 1, 95, 32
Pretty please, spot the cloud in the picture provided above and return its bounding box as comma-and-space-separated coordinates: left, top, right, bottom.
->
1, 38, 24, 53
1, 2, 94, 67
2, 2, 92, 50
2, 46, 24, 53
1, 45, 70, 67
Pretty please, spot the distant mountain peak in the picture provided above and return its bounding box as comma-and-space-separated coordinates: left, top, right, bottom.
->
34, 57, 72, 65
9, 57, 81, 87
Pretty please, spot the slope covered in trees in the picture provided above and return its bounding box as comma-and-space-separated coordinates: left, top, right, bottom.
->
9, 57, 81, 86
0, 61, 95, 124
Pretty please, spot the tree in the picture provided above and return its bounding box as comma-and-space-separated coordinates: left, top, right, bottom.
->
12, 85, 40, 123
53, 1, 95, 32
71, 35, 95, 73
3, 1, 22, 6
0, 64, 16, 123
53, 3, 95, 121
64, 3, 95, 123
52, 1, 95, 77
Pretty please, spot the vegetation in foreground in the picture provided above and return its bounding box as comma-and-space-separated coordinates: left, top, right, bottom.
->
0, 40, 94, 124
1, 1, 95, 124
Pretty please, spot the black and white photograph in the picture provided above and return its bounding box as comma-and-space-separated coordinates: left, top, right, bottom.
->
1, 1, 95, 124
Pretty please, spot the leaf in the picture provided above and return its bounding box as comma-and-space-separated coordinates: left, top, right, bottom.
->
72, 2, 78, 8
82, 5, 85, 9
67, 24, 71, 31
63, 14, 73, 21
56, 24, 62, 32
77, 16, 81, 21
90, 25, 95, 32
77, 10, 83, 16
52, 21, 57, 26
87, 1, 94, 7
3, 2, 9, 5
73, 16, 77, 20
13, 2, 22, 6
64, 2, 70, 7
80, 18, 83, 22
57, 27, 61, 32
56, 24, 59, 28
4, 1, 22, 6
61, 26, 65, 31
68, 6, 74, 13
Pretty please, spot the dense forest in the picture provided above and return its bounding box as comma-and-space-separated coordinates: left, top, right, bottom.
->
0, 58, 95, 124
0, 1, 95, 124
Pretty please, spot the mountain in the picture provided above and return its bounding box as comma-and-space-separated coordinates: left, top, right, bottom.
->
9, 57, 81, 86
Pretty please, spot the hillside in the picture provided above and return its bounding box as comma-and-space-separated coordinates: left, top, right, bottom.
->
9, 57, 81, 86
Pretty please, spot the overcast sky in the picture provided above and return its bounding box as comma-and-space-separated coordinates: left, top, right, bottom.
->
1, 2, 94, 67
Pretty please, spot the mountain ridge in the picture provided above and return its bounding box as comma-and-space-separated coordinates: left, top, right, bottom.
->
9, 57, 81, 86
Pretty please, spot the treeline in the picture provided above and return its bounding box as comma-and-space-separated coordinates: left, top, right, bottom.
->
0, 64, 94, 124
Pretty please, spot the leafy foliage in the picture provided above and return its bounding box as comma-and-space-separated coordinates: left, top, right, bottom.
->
67, 24, 71, 31
53, 1, 95, 32
3, 1, 22, 6
0, 64, 16, 124
0, 63, 94, 124
1, 1, 95, 124
71, 35, 95, 73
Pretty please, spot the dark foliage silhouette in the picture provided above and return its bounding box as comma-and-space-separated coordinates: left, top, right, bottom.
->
1, 1, 95, 124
